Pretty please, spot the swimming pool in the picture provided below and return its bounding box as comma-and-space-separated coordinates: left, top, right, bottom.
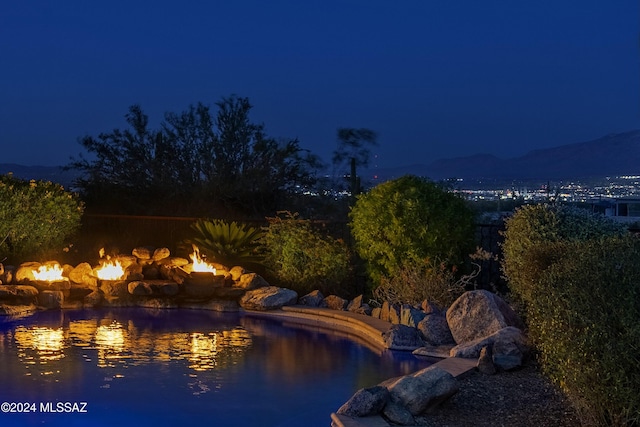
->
0, 308, 430, 426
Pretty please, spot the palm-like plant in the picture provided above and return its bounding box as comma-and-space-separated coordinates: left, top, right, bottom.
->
186, 219, 264, 267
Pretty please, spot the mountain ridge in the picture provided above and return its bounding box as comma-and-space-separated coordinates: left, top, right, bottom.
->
368, 130, 640, 181
2, 130, 640, 185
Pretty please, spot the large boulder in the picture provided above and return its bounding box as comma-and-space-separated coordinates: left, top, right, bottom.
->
239, 286, 297, 311
385, 365, 458, 415
446, 290, 523, 344
382, 401, 415, 426
127, 280, 180, 297
336, 385, 390, 417
450, 326, 529, 370
0, 285, 39, 304
382, 324, 424, 351
416, 314, 455, 346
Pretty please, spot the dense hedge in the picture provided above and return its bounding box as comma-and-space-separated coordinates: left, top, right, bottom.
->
502, 204, 625, 303
349, 175, 475, 286
524, 237, 640, 426
502, 204, 638, 425
0, 175, 84, 262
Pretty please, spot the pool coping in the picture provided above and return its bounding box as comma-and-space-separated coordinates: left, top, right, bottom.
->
243, 305, 478, 427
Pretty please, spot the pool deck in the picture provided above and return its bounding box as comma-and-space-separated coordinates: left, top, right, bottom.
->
245, 305, 478, 427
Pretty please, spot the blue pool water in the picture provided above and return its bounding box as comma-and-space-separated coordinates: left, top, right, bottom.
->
0, 308, 430, 427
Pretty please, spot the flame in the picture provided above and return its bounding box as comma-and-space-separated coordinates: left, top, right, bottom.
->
95, 248, 126, 280
33, 264, 65, 282
189, 246, 217, 274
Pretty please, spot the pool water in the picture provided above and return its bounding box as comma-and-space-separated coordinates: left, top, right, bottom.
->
0, 308, 430, 427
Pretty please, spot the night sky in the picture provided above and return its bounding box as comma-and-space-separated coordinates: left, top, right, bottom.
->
1, 1, 639, 168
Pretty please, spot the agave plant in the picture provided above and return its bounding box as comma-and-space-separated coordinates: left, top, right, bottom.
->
186, 219, 264, 267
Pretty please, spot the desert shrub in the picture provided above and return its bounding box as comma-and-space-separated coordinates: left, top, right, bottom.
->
349, 175, 475, 286
502, 203, 625, 303
0, 174, 84, 262
523, 237, 640, 426
260, 212, 350, 295
185, 219, 264, 267
373, 257, 481, 308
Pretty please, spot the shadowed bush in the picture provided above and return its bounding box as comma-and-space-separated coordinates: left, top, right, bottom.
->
260, 212, 351, 296
0, 174, 84, 263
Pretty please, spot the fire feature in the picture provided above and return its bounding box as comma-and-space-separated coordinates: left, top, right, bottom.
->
33, 264, 65, 282
95, 249, 126, 281
189, 246, 217, 274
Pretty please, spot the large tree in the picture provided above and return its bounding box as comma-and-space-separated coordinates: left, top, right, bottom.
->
69, 95, 320, 217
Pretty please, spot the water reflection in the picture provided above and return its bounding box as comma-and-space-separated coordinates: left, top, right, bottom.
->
6, 312, 253, 374
14, 326, 66, 362
95, 321, 127, 367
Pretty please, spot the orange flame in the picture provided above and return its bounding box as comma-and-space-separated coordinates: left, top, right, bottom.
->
96, 249, 126, 280
33, 264, 65, 282
189, 246, 217, 274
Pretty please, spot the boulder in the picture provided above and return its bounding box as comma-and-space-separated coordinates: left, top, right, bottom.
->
229, 266, 246, 281
381, 401, 415, 426
446, 290, 523, 344
136, 298, 178, 309
477, 345, 496, 375
298, 290, 326, 307
347, 295, 364, 312
239, 286, 298, 311
416, 314, 455, 346
132, 246, 153, 260
84, 290, 103, 307
324, 295, 348, 310
400, 304, 426, 327
38, 290, 64, 309
380, 301, 391, 322
15, 262, 40, 283
127, 280, 180, 297
68, 263, 97, 288
382, 324, 424, 351
450, 326, 528, 370
421, 299, 442, 315
152, 247, 171, 262
0, 285, 39, 304
388, 304, 401, 325
336, 385, 390, 417
386, 366, 458, 415
0, 304, 37, 316
100, 280, 130, 299
236, 273, 269, 290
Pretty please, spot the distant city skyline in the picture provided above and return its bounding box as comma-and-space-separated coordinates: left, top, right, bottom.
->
1, 1, 639, 168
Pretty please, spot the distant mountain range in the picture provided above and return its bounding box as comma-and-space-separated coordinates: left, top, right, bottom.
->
368, 130, 640, 181
2, 130, 640, 186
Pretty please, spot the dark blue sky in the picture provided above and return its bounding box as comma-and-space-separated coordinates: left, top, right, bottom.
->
1, 1, 639, 168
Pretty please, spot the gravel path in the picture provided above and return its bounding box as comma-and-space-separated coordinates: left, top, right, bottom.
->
414, 361, 582, 427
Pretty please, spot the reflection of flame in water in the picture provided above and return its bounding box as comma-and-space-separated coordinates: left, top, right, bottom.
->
94, 322, 126, 367
188, 328, 252, 372
33, 264, 65, 282
14, 326, 65, 362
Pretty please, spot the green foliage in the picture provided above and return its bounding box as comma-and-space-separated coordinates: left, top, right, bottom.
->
186, 219, 264, 266
502, 203, 625, 302
0, 174, 84, 262
260, 212, 350, 295
519, 237, 640, 426
349, 175, 476, 286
